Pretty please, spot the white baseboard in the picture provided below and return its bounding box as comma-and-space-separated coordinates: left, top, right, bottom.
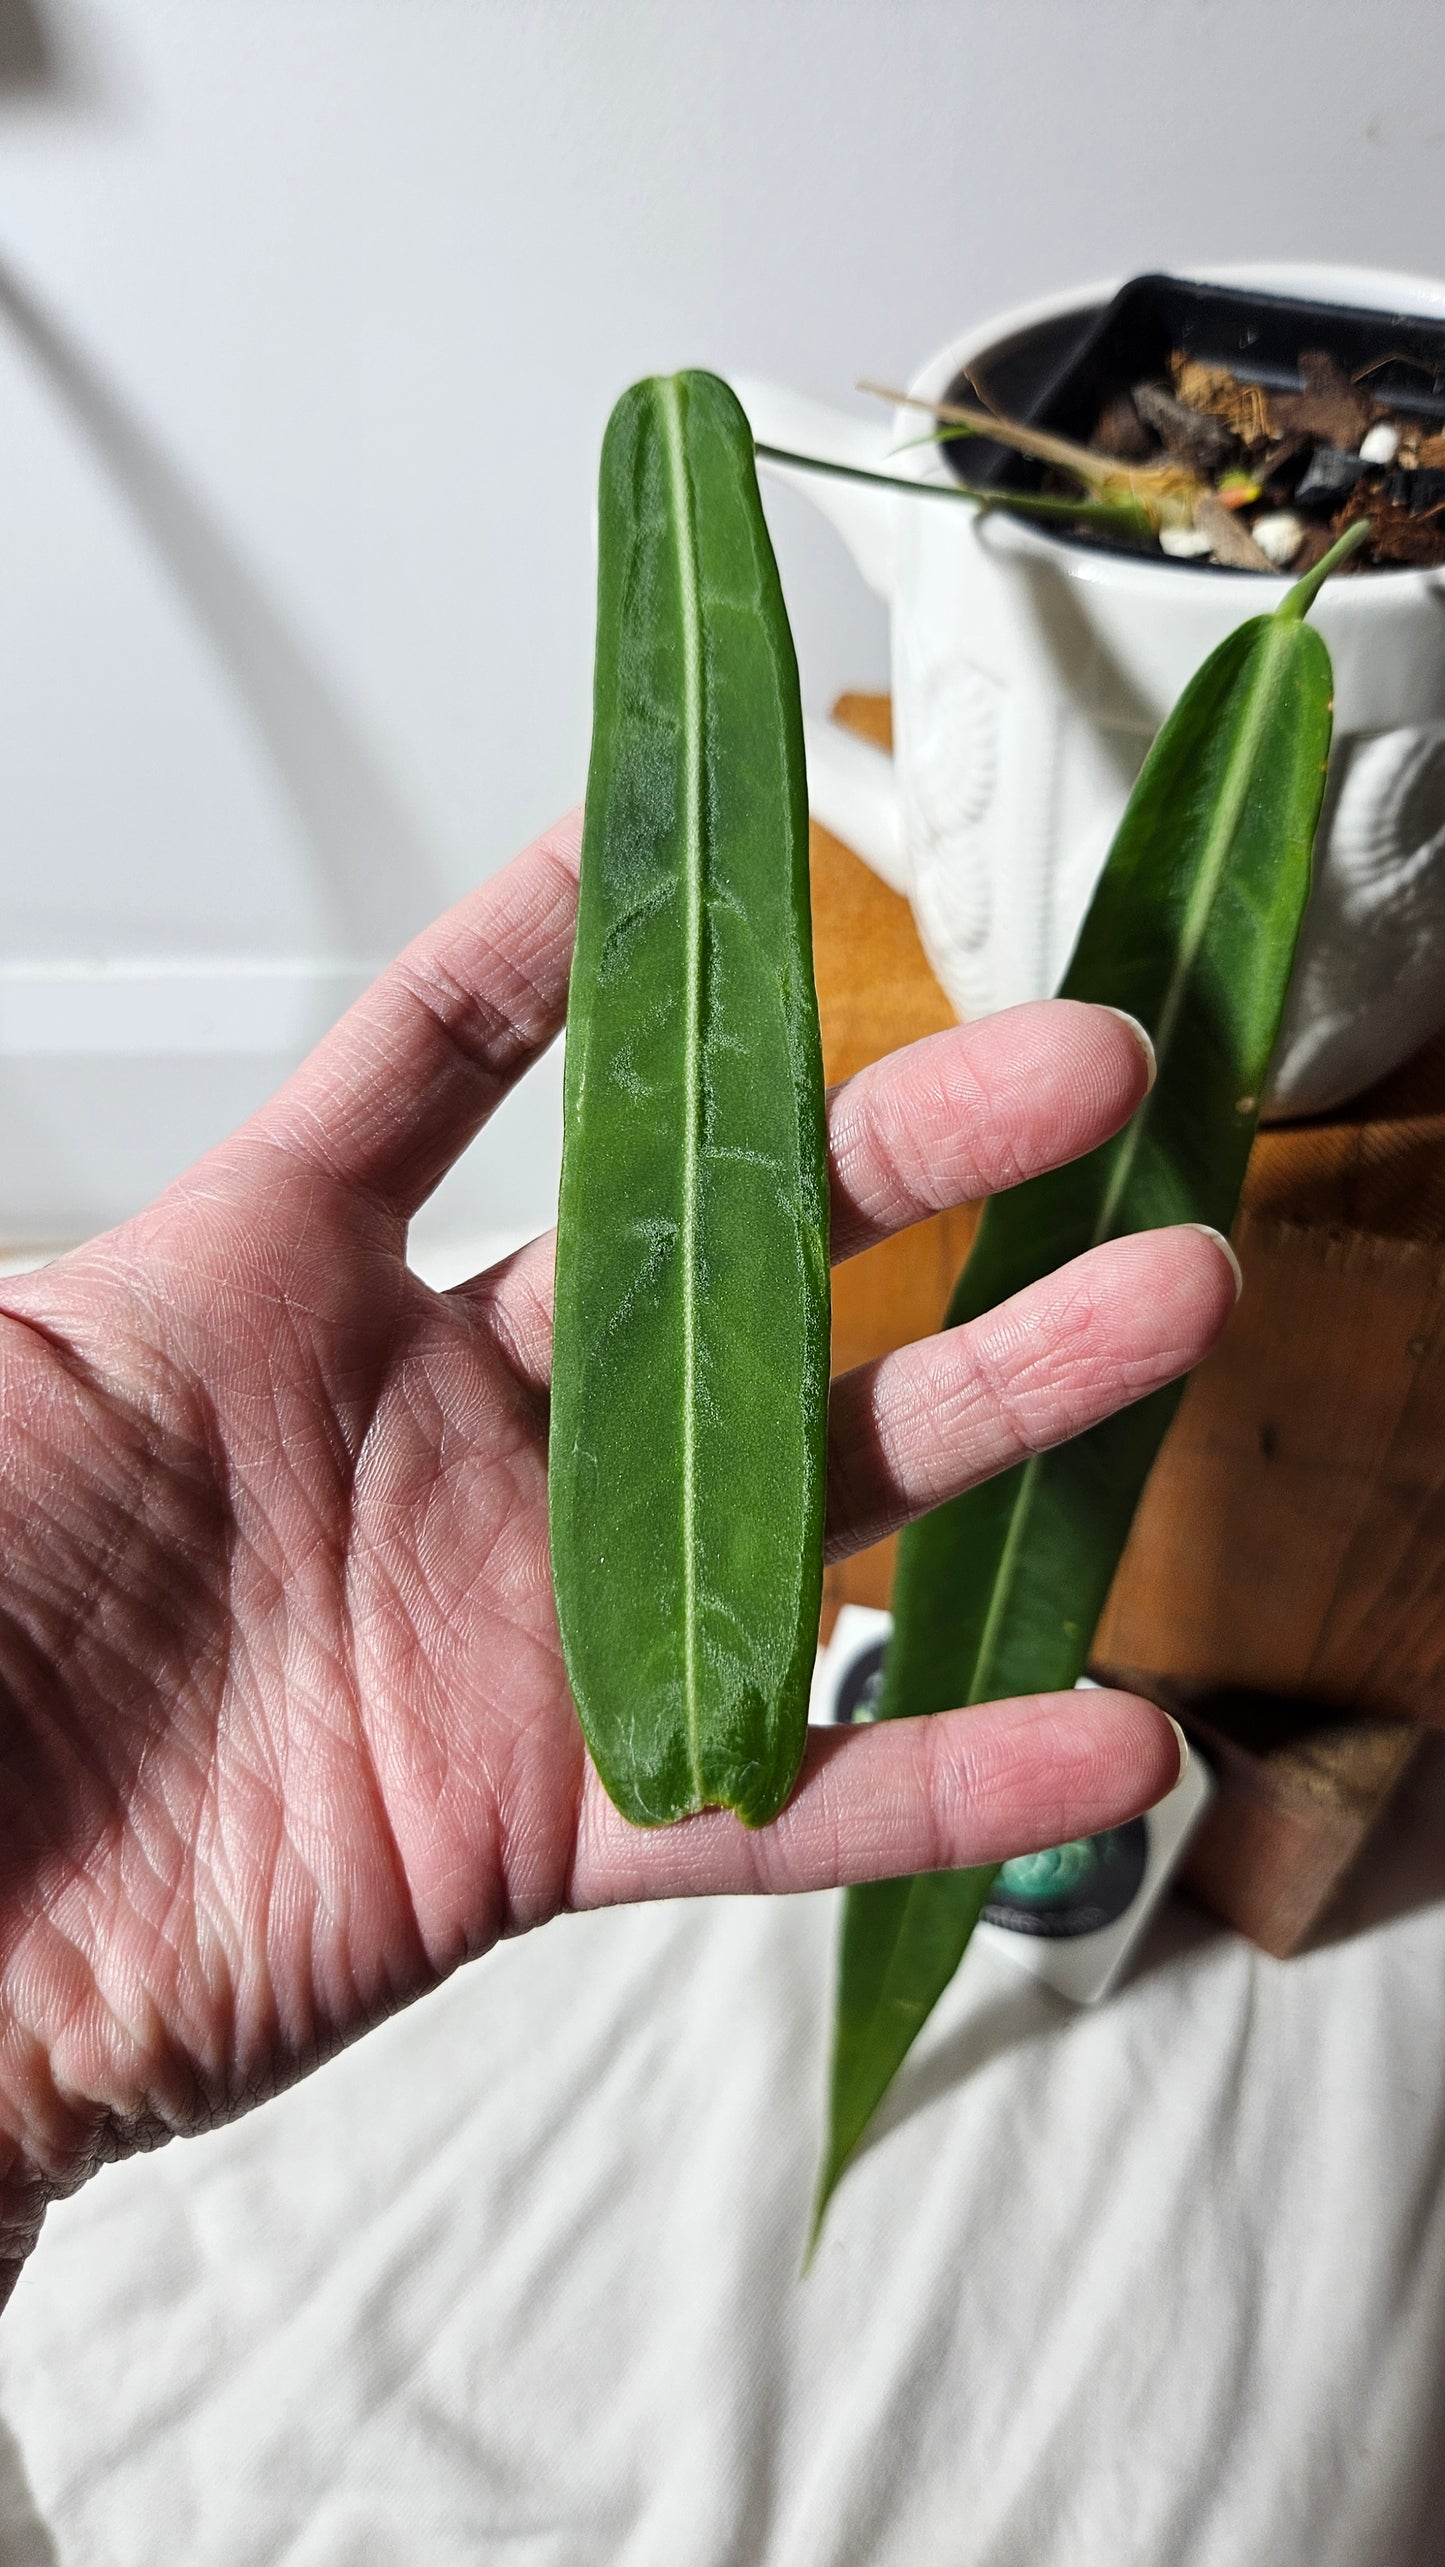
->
0, 959, 563, 1249
0, 958, 377, 1058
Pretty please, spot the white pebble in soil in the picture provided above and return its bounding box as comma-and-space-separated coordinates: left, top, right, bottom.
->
1360, 421, 1401, 466
1250, 511, 1306, 567
1159, 524, 1215, 559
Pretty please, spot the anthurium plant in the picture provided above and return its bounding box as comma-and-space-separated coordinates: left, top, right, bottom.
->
550, 369, 1364, 2242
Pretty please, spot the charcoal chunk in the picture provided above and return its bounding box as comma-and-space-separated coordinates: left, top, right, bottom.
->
1380, 468, 1445, 513
1296, 447, 1368, 508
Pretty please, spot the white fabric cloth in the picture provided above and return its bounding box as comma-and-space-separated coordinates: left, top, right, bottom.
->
2, 1746, 1444, 2566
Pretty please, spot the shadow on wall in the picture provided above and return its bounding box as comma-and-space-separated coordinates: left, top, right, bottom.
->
0, 2413, 57, 2567
0, 0, 103, 111
0, 0, 56, 91
0, 0, 446, 961
0, 253, 444, 956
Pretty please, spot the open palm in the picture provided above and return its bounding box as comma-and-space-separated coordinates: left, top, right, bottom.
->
0, 812, 1235, 2286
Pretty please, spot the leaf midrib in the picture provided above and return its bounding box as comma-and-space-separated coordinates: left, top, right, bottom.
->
659, 375, 707, 1803
967, 616, 1291, 1702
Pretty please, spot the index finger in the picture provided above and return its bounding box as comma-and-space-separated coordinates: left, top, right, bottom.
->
251, 810, 583, 1219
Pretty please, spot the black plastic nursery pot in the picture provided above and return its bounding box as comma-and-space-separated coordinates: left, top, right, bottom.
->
945, 270, 1445, 567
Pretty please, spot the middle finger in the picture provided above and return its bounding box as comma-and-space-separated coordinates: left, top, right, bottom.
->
458, 999, 1155, 1393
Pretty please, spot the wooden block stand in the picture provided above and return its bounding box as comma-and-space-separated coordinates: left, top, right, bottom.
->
815, 697, 1445, 1956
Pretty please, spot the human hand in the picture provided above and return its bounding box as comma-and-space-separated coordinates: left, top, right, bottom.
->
0, 811, 1235, 2285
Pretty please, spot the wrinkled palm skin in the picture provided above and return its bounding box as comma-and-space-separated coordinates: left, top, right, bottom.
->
0, 815, 1231, 2294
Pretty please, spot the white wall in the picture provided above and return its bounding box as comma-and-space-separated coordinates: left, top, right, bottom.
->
2, 0, 1444, 1266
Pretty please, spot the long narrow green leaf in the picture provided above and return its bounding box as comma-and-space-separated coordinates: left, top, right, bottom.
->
551, 372, 830, 1830
816, 528, 1364, 2230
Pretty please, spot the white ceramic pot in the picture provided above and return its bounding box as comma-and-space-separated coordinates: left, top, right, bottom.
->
738, 263, 1445, 1117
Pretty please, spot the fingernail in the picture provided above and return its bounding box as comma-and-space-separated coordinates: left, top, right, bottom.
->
1101, 1007, 1156, 1091
1165, 1712, 1191, 1790
1187, 1222, 1243, 1301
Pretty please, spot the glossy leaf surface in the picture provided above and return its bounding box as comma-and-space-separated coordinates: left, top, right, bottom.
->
818, 559, 1347, 2226
551, 372, 829, 1830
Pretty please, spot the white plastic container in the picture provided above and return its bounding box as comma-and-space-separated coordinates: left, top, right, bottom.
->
739, 263, 1445, 1117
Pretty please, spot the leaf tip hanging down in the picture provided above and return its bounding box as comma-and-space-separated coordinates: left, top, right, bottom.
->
809, 1864, 999, 2249
813, 523, 1354, 2250
802, 2151, 842, 2275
